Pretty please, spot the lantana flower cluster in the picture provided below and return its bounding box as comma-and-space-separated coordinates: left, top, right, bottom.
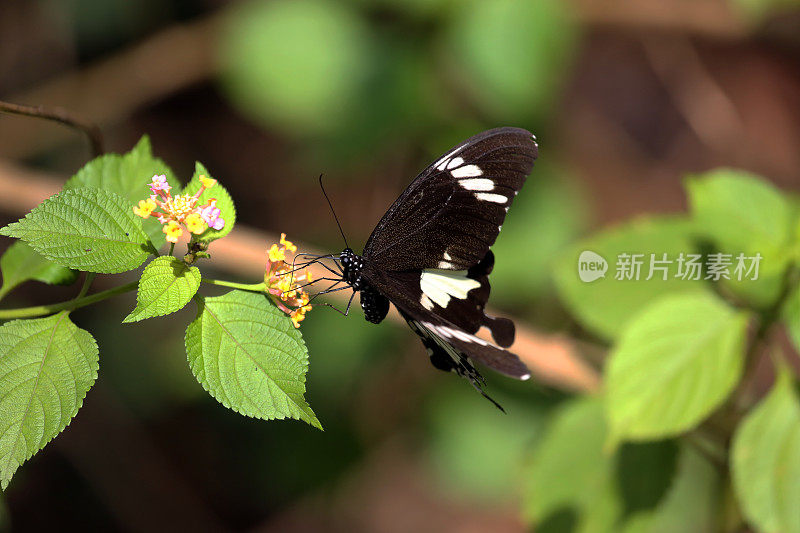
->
133, 174, 225, 243
265, 233, 313, 327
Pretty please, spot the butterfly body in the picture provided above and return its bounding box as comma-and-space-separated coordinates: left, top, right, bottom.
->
335, 127, 538, 407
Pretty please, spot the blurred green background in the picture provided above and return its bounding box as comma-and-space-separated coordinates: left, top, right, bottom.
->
1, 0, 799, 530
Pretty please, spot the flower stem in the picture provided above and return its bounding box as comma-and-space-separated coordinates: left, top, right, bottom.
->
201, 278, 265, 292
0, 281, 138, 320
75, 272, 96, 300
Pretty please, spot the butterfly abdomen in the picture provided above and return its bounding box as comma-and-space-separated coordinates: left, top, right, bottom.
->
360, 286, 389, 324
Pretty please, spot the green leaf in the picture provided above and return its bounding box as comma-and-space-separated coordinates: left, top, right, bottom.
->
0, 188, 152, 274
523, 396, 622, 531
553, 216, 706, 340
732, 370, 800, 533
0, 313, 99, 489
123, 257, 201, 323
219, 0, 371, 135
615, 440, 679, 517
185, 290, 320, 429
686, 169, 794, 306
621, 445, 719, 533
65, 136, 177, 249
605, 292, 748, 443
0, 241, 78, 299
445, 0, 578, 120
181, 162, 236, 242
783, 285, 800, 355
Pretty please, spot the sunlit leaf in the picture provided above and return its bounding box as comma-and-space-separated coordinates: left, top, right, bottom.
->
185, 290, 320, 429
65, 136, 177, 249
732, 370, 800, 533
0, 313, 99, 489
686, 169, 794, 307
553, 216, 704, 340
123, 257, 200, 323
0, 188, 152, 274
181, 162, 236, 242
605, 292, 748, 443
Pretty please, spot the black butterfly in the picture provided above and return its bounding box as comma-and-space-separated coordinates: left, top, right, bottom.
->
325, 128, 538, 410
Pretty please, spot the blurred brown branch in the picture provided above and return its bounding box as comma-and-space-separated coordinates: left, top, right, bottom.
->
0, 159, 601, 393
0, 100, 104, 157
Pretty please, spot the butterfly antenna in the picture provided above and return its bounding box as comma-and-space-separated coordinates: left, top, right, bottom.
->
319, 174, 349, 249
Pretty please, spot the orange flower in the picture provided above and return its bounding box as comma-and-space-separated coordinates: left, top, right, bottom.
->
264, 234, 313, 327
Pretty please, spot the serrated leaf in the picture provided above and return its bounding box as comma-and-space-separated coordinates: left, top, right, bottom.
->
123, 256, 201, 323
686, 169, 794, 307
181, 162, 236, 242
0, 241, 78, 299
553, 216, 707, 340
523, 396, 622, 531
64, 136, 177, 249
0, 188, 152, 274
732, 370, 800, 533
606, 292, 748, 442
185, 290, 319, 428
0, 313, 99, 489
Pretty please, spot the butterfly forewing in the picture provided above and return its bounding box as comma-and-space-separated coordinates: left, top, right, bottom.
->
363, 127, 538, 272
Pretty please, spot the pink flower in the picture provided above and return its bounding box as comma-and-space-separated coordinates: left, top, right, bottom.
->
200, 200, 225, 231
149, 174, 171, 195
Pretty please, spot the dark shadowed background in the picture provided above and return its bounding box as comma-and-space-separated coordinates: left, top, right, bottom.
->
0, 0, 799, 531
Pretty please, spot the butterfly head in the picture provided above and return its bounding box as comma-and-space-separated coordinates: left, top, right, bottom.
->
340, 248, 365, 289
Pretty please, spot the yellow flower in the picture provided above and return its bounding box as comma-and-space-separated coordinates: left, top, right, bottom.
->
268, 244, 286, 263
184, 213, 206, 234
290, 305, 311, 328
163, 220, 183, 243
133, 198, 157, 218
280, 233, 297, 253
198, 174, 216, 189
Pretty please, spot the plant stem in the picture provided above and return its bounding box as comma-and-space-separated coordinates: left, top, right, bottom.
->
0, 281, 138, 320
201, 278, 265, 292
75, 272, 96, 300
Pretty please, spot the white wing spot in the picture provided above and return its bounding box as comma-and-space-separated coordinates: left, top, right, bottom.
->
458, 178, 494, 191
421, 321, 489, 346
437, 260, 455, 269
475, 193, 507, 204
420, 293, 435, 310
433, 145, 465, 171
446, 156, 465, 170
451, 165, 483, 178
443, 251, 452, 261
420, 269, 481, 308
